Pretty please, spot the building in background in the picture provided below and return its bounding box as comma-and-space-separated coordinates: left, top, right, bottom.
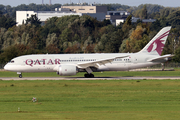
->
61, 5, 107, 14
16, 9, 79, 26
106, 11, 130, 26
16, 6, 107, 26
16, 5, 155, 26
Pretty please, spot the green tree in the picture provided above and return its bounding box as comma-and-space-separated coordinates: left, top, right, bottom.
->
2, 30, 14, 49
26, 14, 41, 27
41, 17, 59, 38
167, 10, 180, 26
0, 14, 16, 29
173, 46, 180, 62
46, 44, 60, 54
141, 5, 148, 19
82, 36, 94, 53
0, 28, 6, 50
96, 34, 109, 53
46, 33, 58, 47
120, 26, 148, 53
122, 15, 132, 39
21, 32, 31, 45
59, 28, 72, 43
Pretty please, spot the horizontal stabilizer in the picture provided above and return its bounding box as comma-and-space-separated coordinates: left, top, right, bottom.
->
77, 55, 129, 68
147, 54, 174, 62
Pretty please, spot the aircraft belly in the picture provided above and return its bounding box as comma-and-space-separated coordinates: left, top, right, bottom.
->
128, 62, 160, 70
8, 65, 56, 72
97, 62, 160, 71
97, 63, 128, 71
26, 65, 56, 72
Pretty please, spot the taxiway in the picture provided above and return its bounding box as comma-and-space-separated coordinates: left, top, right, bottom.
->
1, 76, 180, 80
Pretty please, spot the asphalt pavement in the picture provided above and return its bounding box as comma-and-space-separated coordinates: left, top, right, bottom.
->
1, 76, 180, 80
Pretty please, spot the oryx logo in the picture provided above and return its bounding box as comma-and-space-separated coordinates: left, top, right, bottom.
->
147, 30, 170, 55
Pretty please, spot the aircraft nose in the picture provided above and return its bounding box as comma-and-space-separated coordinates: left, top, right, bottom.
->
4, 64, 9, 71
4, 64, 19, 72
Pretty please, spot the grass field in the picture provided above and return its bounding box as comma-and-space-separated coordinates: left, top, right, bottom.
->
1, 68, 180, 77
0, 80, 180, 120
1, 70, 180, 120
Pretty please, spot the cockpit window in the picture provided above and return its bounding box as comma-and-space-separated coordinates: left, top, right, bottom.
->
9, 60, 14, 63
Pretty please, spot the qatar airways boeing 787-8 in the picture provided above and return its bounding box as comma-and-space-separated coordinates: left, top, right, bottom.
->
4, 26, 173, 78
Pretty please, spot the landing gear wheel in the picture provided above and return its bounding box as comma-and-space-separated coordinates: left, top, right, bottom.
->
84, 74, 89, 78
19, 74, 22, 78
89, 73, 94, 78
84, 73, 94, 78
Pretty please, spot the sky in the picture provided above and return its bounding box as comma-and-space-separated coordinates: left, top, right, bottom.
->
0, 0, 180, 7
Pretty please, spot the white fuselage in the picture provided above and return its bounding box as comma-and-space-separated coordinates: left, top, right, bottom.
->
4, 53, 165, 73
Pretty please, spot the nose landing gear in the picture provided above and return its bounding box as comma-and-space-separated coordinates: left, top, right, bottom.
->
19, 74, 22, 78
17, 72, 22, 78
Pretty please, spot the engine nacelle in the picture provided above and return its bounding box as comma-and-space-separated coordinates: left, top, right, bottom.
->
57, 65, 78, 76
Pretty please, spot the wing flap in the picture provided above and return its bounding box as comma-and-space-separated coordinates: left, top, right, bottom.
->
147, 54, 174, 62
77, 55, 129, 68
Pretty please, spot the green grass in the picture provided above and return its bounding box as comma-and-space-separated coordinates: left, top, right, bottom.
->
0, 80, 180, 120
1, 69, 180, 77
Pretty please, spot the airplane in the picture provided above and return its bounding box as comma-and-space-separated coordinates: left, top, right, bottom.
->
4, 26, 174, 78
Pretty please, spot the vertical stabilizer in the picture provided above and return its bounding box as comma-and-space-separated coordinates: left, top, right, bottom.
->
139, 26, 171, 56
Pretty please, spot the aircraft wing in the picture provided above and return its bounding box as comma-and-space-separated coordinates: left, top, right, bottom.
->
147, 54, 174, 62
77, 55, 129, 68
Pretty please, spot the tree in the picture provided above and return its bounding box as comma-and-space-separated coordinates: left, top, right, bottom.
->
26, 14, 41, 27
41, 17, 59, 38
125, 15, 132, 26
167, 10, 180, 26
46, 44, 60, 54
0, 28, 7, 50
82, 36, 94, 53
102, 19, 111, 26
2, 30, 14, 49
0, 10, 3, 17
173, 46, 180, 62
121, 15, 132, 40
141, 5, 148, 19
1, 45, 25, 63
46, 33, 58, 47
120, 26, 148, 53
98, 34, 108, 52
59, 28, 72, 43
0, 14, 16, 29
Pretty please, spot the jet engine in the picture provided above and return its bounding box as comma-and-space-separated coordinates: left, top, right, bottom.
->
57, 65, 78, 76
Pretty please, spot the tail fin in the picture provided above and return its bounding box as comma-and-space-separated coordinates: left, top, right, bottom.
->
139, 26, 171, 56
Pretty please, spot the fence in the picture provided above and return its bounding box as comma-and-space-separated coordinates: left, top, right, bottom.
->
148, 62, 180, 68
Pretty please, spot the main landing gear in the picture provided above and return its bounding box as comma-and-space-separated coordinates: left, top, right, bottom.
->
84, 67, 94, 78
84, 73, 94, 78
